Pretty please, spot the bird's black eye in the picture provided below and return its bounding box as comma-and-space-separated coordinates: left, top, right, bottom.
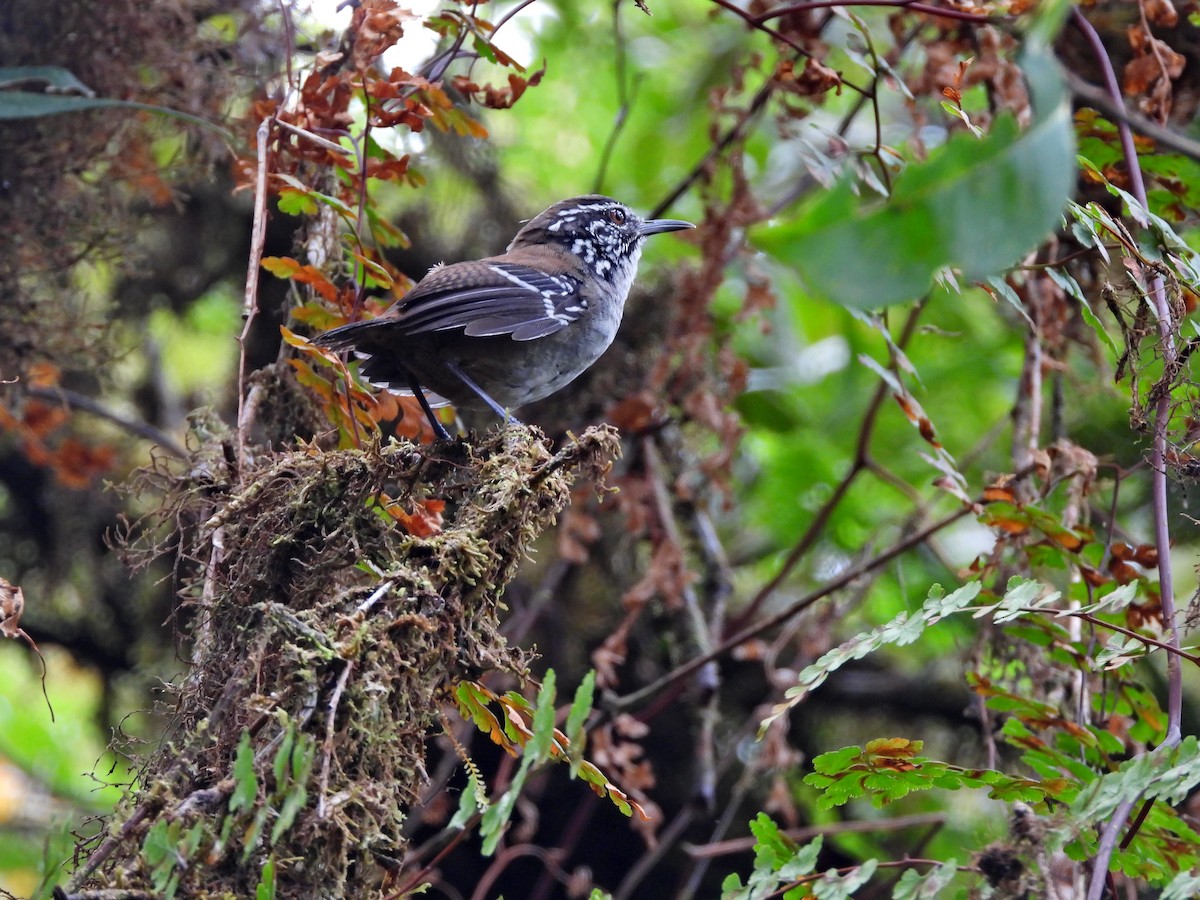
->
608, 208, 627, 225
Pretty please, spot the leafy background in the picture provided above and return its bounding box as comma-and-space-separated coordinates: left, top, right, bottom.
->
1, 0, 1198, 896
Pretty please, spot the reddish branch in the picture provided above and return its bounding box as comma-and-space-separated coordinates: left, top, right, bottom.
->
1070, 9, 1183, 898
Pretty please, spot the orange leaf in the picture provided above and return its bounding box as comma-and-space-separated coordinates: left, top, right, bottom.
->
381, 496, 445, 537
27, 362, 60, 388
0, 578, 26, 640
52, 438, 116, 489
262, 257, 338, 301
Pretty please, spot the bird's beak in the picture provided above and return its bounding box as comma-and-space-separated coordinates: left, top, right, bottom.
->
639, 218, 695, 236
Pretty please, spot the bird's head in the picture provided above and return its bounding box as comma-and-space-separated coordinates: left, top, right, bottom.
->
508, 195, 693, 281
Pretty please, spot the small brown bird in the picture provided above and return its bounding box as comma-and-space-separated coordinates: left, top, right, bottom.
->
315, 195, 693, 439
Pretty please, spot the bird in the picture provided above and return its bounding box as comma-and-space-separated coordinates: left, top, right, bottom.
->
315, 195, 694, 440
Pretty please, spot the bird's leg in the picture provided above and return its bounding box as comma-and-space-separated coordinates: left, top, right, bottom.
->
408, 376, 453, 441
445, 360, 524, 426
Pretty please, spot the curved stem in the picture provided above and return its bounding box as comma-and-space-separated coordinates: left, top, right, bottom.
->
1071, 8, 1183, 898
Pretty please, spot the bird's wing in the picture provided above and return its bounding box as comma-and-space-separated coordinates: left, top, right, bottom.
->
394, 261, 585, 342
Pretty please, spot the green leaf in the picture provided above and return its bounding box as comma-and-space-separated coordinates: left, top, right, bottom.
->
183, 821, 205, 858
749, 811, 792, 869
449, 773, 485, 830
890, 861, 958, 898
271, 783, 308, 845
141, 819, 177, 869
481, 673, 559, 857
991, 576, 1059, 623
566, 670, 595, 775
814, 858, 877, 899
759, 581, 981, 734
255, 855, 277, 900
0, 67, 232, 140
480, 784, 518, 857
528, 669, 557, 764
1072, 736, 1200, 825
277, 189, 319, 216
1044, 266, 1119, 356
752, 43, 1074, 308
272, 723, 295, 787
0, 65, 95, 94
984, 275, 1033, 327
142, 819, 186, 899
291, 731, 316, 783
274, 174, 354, 218
722, 815, 822, 899
230, 730, 258, 814
242, 805, 270, 862
1025, 0, 1072, 45
31, 820, 76, 900
812, 745, 862, 776
566, 670, 594, 741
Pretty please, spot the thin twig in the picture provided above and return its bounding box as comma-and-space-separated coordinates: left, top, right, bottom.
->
607, 503, 973, 714
685, 812, 948, 858
675, 768, 754, 898
710, 0, 815, 59
277, 0, 296, 92
387, 814, 477, 899
1071, 9, 1183, 897
527, 793, 599, 900
652, 77, 775, 220
848, 10, 893, 194
613, 805, 697, 900
725, 302, 925, 633
356, 580, 394, 615
317, 660, 353, 819
273, 117, 353, 155
643, 437, 713, 658
1065, 69, 1200, 163
593, 0, 638, 193
24, 385, 186, 459
755, 0, 1000, 24
1007, 607, 1200, 665
492, 0, 541, 33
471, 844, 572, 900
503, 558, 575, 644
642, 436, 720, 808
236, 118, 273, 471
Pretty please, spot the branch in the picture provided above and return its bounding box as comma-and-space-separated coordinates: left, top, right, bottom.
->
606, 503, 973, 714
1015, 606, 1200, 666
1071, 10, 1183, 897
236, 117, 272, 471
710, 0, 817, 59
755, 0, 1001, 24
725, 302, 925, 633
1065, 69, 1200, 163
593, 0, 638, 193
652, 77, 774, 220
24, 385, 186, 459
684, 812, 947, 858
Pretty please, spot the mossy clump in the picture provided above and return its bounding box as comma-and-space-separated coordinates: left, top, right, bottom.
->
72, 424, 620, 899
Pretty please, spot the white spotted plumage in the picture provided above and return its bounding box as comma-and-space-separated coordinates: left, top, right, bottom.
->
315, 194, 693, 436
